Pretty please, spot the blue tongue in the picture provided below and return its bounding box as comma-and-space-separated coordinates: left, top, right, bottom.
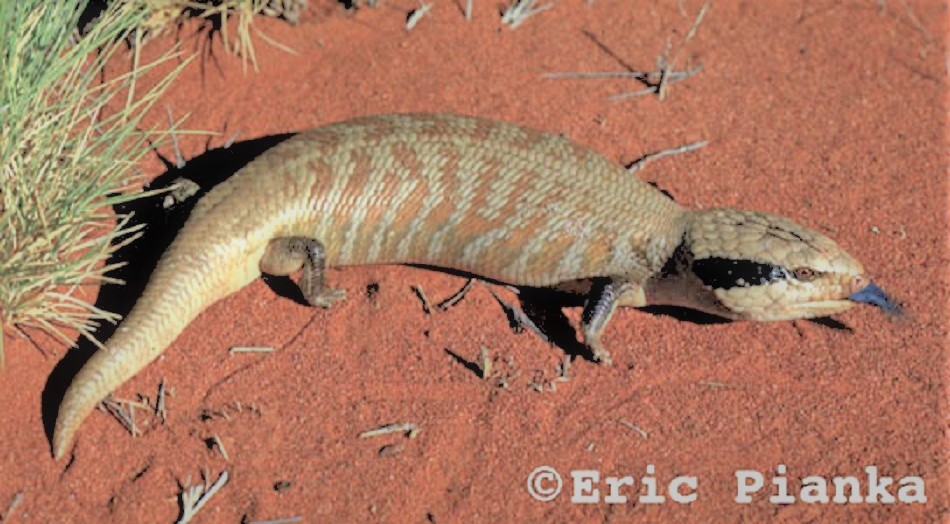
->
849, 282, 902, 315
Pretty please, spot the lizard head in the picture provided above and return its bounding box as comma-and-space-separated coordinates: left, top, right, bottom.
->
649, 209, 901, 321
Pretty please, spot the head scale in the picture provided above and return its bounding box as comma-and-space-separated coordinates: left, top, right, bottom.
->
650, 209, 900, 321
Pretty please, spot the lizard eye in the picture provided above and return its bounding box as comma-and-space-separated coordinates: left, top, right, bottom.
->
793, 267, 818, 281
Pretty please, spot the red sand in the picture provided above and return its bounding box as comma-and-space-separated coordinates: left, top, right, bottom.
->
1, 1, 946, 521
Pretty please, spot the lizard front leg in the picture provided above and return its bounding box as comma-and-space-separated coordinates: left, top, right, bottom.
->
261, 237, 346, 308
581, 277, 644, 365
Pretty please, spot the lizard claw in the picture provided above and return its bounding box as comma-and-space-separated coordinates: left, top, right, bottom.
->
589, 340, 613, 366
309, 287, 347, 308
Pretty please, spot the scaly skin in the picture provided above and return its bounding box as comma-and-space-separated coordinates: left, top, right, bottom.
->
53, 113, 895, 459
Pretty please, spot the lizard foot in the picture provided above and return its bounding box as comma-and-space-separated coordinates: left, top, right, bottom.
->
308, 287, 347, 308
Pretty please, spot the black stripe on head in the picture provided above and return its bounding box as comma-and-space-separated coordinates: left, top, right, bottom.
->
659, 239, 692, 278
692, 257, 789, 290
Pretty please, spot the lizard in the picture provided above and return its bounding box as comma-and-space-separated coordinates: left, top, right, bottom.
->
52, 113, 901, 460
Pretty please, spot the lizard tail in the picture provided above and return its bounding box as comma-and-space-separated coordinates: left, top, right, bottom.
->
53, 220, 269, 459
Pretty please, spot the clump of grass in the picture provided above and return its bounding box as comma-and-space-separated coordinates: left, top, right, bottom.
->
128, 0, 305, 72
0, 0, 190, 365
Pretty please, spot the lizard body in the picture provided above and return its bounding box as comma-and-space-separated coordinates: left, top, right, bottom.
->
52, 113, 898, 459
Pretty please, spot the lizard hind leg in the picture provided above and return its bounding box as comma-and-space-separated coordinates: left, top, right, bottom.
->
260, 237, 346, 308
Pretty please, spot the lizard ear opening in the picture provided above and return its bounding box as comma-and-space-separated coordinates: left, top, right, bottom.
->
793, 267, 819, 282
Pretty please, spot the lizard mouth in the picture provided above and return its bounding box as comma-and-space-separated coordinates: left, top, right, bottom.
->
779, 299, 855, 320
848, 281, 902, 315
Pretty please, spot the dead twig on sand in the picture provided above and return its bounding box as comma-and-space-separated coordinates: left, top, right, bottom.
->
437, 279, 475, 311
627, 140, 710, 174
545, 2, 709, 101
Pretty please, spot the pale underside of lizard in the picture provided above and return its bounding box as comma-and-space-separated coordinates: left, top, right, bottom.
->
51, 113, 900, 460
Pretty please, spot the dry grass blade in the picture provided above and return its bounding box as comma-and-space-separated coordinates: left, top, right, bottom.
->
1, 492, 24, 521
410, 285, 433, 314
501, 0, 554, 28
657, 1, 710, 100
619, 420, 649, 438
0, 1, 192, 365
359, 423, 418, 439
554, 355, 570, 381
100, 397, 142, 436
229, 346, 275, 354
608, 65, 703, 101
406, 1, 433, 30
211, 434, 230, 461
897, 0, 933, 43
176, 470, 229, 524
483, 286, 549, 343
166, 107, 187, 169
156, 378, 168, 422
544, 71, 652, 80
479, 346, 492, 379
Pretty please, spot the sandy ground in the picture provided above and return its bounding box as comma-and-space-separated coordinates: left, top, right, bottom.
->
1, 0, 947, 522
